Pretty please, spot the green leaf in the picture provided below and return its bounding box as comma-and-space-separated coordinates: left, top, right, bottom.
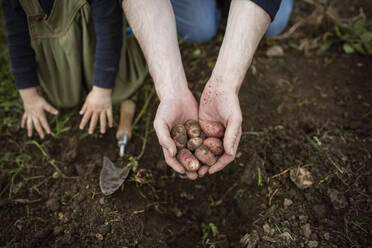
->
365, 20, 372, 29
319, 41, 333, 51
343, 43, 355, 54
209, 223, 219, 237
351, 43, 366, 55
361, 31, 372, 54
334, 25, 343, 39
192, 48, 201, 57
352, 17, 366, 36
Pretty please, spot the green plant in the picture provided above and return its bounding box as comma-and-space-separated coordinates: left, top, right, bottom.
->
201, 222, 219, 248
327, 17, 372, 55
49, 112, 73, 139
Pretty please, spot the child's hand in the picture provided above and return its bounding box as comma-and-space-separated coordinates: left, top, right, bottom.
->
79, 86, 113, 134
19, 87, 58, 139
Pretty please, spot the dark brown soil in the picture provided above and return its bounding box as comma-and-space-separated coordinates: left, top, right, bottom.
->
1, 1, 372, 248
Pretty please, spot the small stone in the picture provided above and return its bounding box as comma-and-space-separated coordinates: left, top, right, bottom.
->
323, 232, 330, 240
290, 168, 313, 189
236, 152, 242, 158
328, 189, 348, 209
308, 240, 318, 248
240, 230, 259, 248
266, 45, 284, 57
302, 223, 311, 238
284, 198, 293, 208
279, 232, 292, 242
99, 197, 105, 205
263, 224, 271, 234
96, 233, 104, 241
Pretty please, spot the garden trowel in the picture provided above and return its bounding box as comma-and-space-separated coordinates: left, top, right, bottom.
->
99, 100, 136, 196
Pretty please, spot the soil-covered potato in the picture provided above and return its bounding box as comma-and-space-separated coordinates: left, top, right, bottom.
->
203, 137, 224, 156
171, 124, 187, 149
187, 137, 203, 151
184, 120, 201, 138
176, 148, 200, 172
195, 145, 217, 166
200, 120, 225, 138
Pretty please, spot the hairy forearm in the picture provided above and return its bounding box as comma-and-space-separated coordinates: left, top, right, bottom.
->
122, 0, 188, 100
211, 0, 270, 92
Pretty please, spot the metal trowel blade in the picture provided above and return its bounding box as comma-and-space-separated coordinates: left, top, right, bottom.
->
99, 156, 131, 196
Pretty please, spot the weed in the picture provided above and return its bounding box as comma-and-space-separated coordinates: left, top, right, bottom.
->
333, 17, 372, 55
50, 112, 73, 139
208, 195, 222, 207
257, 167, 263, 187
201, 222, 219, 248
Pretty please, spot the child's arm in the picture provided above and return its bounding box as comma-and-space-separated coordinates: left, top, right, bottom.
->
79, 0, 123, 134
2, 0, 39, 90
2, 0, 58, 139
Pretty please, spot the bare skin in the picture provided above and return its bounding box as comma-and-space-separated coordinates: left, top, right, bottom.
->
19, 86, 114, 139
79, 86, 113, 134
19, 87, 58, 138
198, 0, 270, 176
123, 0, 270, 179
123, 0, 198, 180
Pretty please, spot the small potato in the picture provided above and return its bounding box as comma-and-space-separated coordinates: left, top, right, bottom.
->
184, 120, 201, 138
177, 148, 200, 172
203, 137, 224, 156
187, 137, 203, 151
195, 145, 217, 166
200, 120, 225, 138
171, 124, 187, 149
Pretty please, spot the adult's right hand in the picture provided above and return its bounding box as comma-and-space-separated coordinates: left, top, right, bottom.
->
153, 88, 199, 180
19, 87, 58, 139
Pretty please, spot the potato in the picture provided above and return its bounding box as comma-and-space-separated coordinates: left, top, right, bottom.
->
203, 137, 223, 156
184, 120, 201, 138
176, 148, 200, 171
200, 120, 225, 138
195, 145, 217, 166
171, 124, 187, 149
187, 137, 203, 151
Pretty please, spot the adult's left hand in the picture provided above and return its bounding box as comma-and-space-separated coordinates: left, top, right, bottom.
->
198, 80, 242, 176
79, 86, 113, 134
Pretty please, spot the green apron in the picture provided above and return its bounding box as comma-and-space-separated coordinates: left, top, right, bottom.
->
19, 0, 148, 108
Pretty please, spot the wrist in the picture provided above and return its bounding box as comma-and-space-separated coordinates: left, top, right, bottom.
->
19, 87, 40, 103
92, 86, 112, 96
208, 74, 242, 95
156, 80, 189, 102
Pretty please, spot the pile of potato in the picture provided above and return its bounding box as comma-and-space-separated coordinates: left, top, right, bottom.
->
171, 120, 225, 172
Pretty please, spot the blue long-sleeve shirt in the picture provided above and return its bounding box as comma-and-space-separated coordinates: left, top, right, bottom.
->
2, 0, 123, 90
252, 0, 281, 21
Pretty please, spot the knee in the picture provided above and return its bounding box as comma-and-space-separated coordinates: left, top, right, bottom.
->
265, 0, 294, 37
